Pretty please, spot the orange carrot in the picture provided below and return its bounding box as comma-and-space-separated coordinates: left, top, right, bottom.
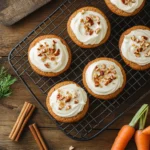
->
135, 108, 149, 150
143, 126, 150, 135
111, 125, 135, 150
111, 104, 149, 150
135, 130, 150, 150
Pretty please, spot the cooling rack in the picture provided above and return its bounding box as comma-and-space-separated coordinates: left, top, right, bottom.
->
8, 0, 150, 141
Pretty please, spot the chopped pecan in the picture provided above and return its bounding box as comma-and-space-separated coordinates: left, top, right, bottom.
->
109, 65, 115, 70
40, 44, 43, 48
66, 105, 71, 110
37, 53, 42, 56
94, 80, 99, 87
74, 99, 79, 104
101, 64, 106, 69
104, 78, 112, 86
81, 9, 85, 14
54, 49, 60, 56
57, 93, 64, 100
65, 95, 72, 103
99, 70, 104, 76
44, 63, 50, 68
50, 56, 55, 61
58, 102, 65, 110
86, 16, 94, 26
145, 42, 150, 47
49, 48, 55, 54
95, 28, 101, 34
141, 36, 148, 41
41, 55, 47, 62
131, 35, 136, 41
145, 50, 150, 57
135, 53, 140, 57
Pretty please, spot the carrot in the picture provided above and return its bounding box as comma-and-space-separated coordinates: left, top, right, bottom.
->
111, 104, 149, 150
111, 125, 135, 150
142, 126, 150, 135
135, 130, 150, 150
135, 108, 149, 150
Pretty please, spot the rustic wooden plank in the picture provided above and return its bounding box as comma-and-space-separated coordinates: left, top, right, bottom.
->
0, 127, 136, 150
0, 0, 51, 26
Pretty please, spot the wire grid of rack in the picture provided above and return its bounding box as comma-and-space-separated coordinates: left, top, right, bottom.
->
8, 0, 150, 141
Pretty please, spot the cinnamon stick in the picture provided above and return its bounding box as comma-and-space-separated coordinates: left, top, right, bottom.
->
9, 101, 35, 141
29, 123, 48, 150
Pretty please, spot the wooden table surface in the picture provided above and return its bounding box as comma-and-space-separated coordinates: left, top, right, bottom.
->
0, 1, 150, 150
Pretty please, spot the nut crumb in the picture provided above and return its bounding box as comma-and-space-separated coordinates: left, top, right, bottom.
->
81, 9, 85, 14
69, 146, 74, 150
95, 28, 101, 34
66, 105, 71, 110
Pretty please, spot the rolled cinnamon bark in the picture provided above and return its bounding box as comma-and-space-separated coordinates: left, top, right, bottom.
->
29, 123, 48, 150
9, 101, 35, 141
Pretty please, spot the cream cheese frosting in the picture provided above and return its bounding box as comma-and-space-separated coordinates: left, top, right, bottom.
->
85, 60, 124, 95
110, 0, 144, 13
70, 10, 108, 45
121, 29, 150, 66
29, 38, 69, 73
49, 84, 87, 118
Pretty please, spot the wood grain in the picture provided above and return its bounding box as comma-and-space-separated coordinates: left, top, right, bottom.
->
0, 0, 150, 149
0, 0, 51, 26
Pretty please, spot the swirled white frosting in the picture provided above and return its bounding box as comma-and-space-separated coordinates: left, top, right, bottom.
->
110, 0, 144, 13
70, 10, 108, 45
29, 38, 69, 72
85, 60, 124, 95
121, 29, 150, 65
49, 84, 87, 117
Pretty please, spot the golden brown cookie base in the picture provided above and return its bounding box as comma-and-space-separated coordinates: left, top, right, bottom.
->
46, 81, 89, 123
119, 25, 150, 70
67, 6, 111, 48
28, 35, 72, 77
82, 57, 126, 100
104, 0, 146, 17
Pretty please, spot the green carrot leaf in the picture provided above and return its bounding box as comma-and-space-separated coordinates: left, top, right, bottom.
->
0, 66, 17, 99
129, 104, 149, 127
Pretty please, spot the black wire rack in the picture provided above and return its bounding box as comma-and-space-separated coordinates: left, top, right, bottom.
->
8, 0, 150, 141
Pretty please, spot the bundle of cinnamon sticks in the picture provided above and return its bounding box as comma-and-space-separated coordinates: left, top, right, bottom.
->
9, 101, 35, 141
9, 101, 48, 150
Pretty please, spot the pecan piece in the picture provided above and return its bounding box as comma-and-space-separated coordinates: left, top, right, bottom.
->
50, 56, 55, 61
41, 55, 47, 62
81, 9, 85, 14
74, 99, 79, 104
49, 48, 55, 54
54, 49, 60, 56
145, 50, 150, 57
99, 70, 104, 76
58, 102, 65, 110
131, 35, 136, 41
104, 78, 112, 86
141, 36, 148, 41
57, 93, 64, 100
94, 80, 99, 87
65, 95, 72, 103
44, 63, 50, 68
66, 105, 71, 110
37, 53, 42, 56
95, 28, 101, 34
86, 16, 94, 26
